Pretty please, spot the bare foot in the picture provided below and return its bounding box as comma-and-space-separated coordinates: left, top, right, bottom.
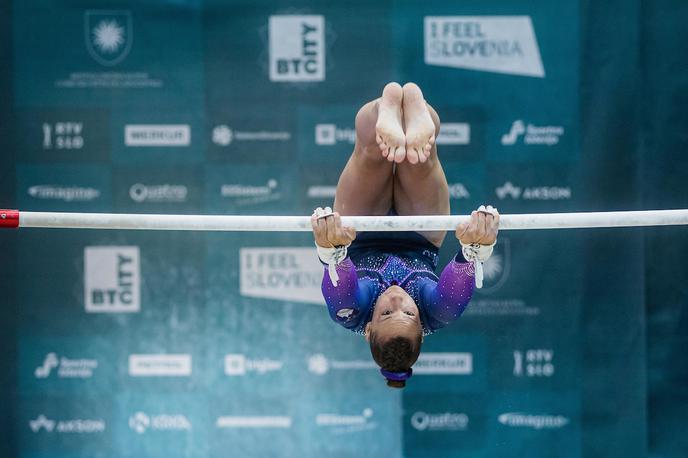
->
402, 83, 435, 164
375, 82, 406, 163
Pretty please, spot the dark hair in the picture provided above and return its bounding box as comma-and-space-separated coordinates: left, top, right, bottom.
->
369, 332, 422, 389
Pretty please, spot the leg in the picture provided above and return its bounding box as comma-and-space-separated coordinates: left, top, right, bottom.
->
333, 82, 403, 216
394, 83, 449, 247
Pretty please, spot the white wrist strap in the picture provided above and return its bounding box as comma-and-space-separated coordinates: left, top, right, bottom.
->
460, 241, 496, 289
316, 244, 349, 287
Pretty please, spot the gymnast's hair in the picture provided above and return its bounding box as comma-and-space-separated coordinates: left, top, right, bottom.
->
369, 331, 422, 389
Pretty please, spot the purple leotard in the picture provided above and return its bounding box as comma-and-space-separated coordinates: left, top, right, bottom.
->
321, 252, 475, 335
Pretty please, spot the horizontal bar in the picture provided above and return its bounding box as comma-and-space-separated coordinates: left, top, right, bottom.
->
2, 209, 687, 232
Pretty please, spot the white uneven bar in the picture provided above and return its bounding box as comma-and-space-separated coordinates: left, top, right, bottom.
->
17, 209, 688, 232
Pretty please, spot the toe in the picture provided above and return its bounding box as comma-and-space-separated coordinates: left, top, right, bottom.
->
407, 147, 419, 164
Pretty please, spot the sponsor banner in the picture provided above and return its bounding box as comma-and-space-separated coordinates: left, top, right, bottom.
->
497, 412, 569, 430
240, 247, 323, 305
84, 246, 140, 313
13, 5, 203, 108
489, 118, 576, 163
513, 348, 555, 378
128, 411, 192, 434
224, 354, 283, 376
269, 15, 325, 82
28, 414, 106, 434
307, 354, 377, 376
436, 122, 470, 145
113, 167, 202, 212
17, 164, 111, 211
424, 16, 545, 77
124, 124, 191, 147
414, 353, 473, 375
207, 115, 296, 162
128, 354, 192, 377
315, 408, 377, 434
216, 416, 292, 429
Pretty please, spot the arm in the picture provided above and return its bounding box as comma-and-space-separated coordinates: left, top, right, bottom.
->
321, 257, 375, 329
422, 256, 475, 326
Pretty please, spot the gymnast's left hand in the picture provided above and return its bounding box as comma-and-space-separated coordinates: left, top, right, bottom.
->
311, 207, 357, 248
456, 205, 500, 245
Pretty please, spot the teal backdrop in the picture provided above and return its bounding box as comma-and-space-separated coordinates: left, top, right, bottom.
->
0, 0, 687, 457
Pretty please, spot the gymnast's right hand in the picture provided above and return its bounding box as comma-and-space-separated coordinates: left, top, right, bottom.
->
311, 207, 357, 248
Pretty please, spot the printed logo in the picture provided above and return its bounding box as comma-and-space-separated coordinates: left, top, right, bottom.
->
224, 354, 283, 376
424, 16, 544, 77
212, 125, 291, 147
316, 408, 376, 433
84, 246, 140, 313
124, 125, 191, 147
240, 248, 324, 305
498, 413, 569, 430
129, 183, 188, 203
216, 416, 292, 429
28, 185, 101, 202
29, 414, 105, 434
314, 124, 355, 146
411, 412, 469, 431
513, 349, 555, 377
495, 181, 571, 200
42, 122, 84, 150
34, 353, 98, 379
84, 10, 133, 66
436, 123, 470, 145
220, 179, 281, 206
307, 354, 377, 376
477, 237, 510, 294
128, 354, 192, 377
269, 15, 325, 82
307, 185, 337, 199
501, 120, 564, 146
447, 183, 470, 199
129, 412, 191, 434
414, 353, 473, 375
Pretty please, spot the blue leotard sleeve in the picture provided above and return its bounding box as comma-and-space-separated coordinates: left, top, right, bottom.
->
419, 257, 475, 330
321, 258, 378, 331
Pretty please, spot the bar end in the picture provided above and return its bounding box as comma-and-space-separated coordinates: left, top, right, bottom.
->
0, 210, 19, 228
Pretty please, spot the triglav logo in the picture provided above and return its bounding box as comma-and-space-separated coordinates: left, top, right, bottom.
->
501, 120, 564, 146
129, 183, 188, 203
216, 416, 292, 429
84, 10, 133, 66
28, 185, 100, 202
34, 353, 98, 379
124, 125, 191, 147
84, 246, 140, 313
424, 16, 544, 77
42, 122, 83, 150
315, 124, 355, 146
224, 354, 283, 376
269, 15, 325, 82
447, 183, 470, 199
240, 248, 324, 305
307, 354, 376, 376
436, 123, 470, 145
414, 353, 473, 375
128, 354, 192, 377
513, 348, 555, 377
411, 412, 469, 431
29, 414, 105, 434
498, 413, 569, 430
212, 125, 291, 147
316, 408, 376, 433
495, 181, 571, 200
129, 412, 191, 434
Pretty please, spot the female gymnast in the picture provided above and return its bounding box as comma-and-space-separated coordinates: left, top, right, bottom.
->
311, 82, 500, 388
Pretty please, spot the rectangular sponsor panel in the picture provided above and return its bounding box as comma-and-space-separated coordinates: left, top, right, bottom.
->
84, 246, 140, 313
113, 166, 202, 213
269, 15, 325, 82
128, 354, 192, 377
124, 124, 191, 147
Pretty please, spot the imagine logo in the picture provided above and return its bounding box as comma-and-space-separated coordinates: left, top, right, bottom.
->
501, 120, 565, 146
84, 10, 133, 66
424, 16, 544, 77
84, 246, 140, 313
28, 185, 101, 202
498, 413, 569, 430
269, 15, 325, 82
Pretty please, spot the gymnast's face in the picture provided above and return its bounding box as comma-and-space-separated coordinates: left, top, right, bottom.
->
365, 285, 422, 342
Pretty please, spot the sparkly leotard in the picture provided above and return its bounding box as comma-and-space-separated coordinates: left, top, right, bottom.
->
321, 251, 476, 335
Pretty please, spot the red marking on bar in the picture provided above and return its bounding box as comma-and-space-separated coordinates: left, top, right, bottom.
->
0, 210, 19, 228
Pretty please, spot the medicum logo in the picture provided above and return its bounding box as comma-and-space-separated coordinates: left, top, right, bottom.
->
269, 15, 325, 82
129, 412, 191, 434
128, 354, 192, 377
124, 125, 191, 147
29, 414, 106, 434
498, 413, 569, 430
414, 353, 473, 375
424, 16, 544, 77
84, 10, 133, 66
436, 123, 471, 145
84, 246, 140, 313
34, 352, 98, 379
501, 120, 564, 146
224, 354, 283, 376
411, 412, 469, 431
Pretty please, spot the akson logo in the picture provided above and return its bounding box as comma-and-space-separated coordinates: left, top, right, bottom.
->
424, 16, 544, 77
84, 246, 140, 313
495, 181, 571, 200
29, 414, 105, 434
269, 15, 325, 82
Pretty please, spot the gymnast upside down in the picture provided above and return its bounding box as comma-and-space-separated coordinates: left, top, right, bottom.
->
310, 82, 500, 388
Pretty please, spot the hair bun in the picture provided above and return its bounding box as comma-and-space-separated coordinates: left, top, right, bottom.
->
386, 379, 406, 389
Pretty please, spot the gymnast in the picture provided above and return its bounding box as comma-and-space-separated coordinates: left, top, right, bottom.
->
311, 82, 500, 388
